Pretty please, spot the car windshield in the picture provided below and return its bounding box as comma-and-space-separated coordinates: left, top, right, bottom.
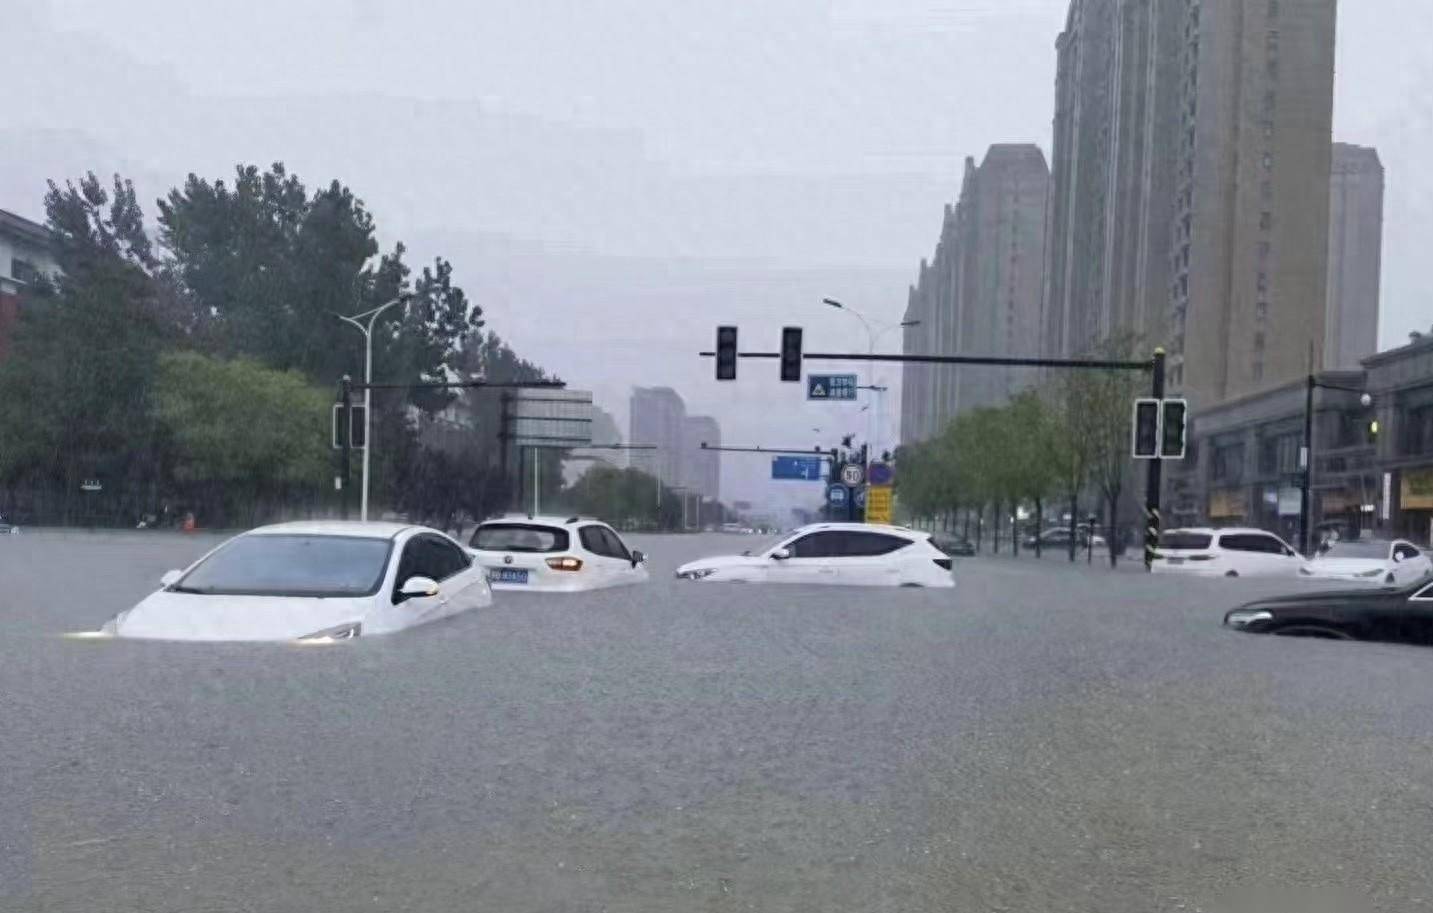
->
1160, 532, 1214, 550
1317, 539, 1394, 560
176, 535, 392, 597
471, 524, 568, 553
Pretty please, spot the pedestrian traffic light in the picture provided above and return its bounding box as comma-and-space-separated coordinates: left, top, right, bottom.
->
780, 326, 803, 382
1132, 398, 1160, 459
1160, 398, 1188, 459
716, 326, 738, 381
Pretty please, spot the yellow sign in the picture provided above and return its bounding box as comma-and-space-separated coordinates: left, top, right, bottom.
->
1402, 468, 1433, 511
1209, 488, 1246, 519
865, 485, 894, 524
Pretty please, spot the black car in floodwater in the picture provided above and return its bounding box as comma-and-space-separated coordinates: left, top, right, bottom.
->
1224, 576, 1433, 644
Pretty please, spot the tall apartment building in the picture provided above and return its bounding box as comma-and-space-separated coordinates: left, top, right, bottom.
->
900, 145, 1049, 446
1325, 143, 1385, 370
629, 386, 686, 487
1043, 0, 1338, 413
1043, 0, 1183, 360
682, 415, 721, 501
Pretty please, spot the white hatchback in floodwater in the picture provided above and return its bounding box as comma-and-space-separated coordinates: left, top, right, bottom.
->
468, 515, 649, 591
675, 522, 955, 587
101, 521, 492, 642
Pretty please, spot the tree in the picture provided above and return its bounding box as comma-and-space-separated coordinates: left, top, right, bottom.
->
1079, 332, 1145, 567
1005, 391, 1060, 557
1045, 373, 1094, 562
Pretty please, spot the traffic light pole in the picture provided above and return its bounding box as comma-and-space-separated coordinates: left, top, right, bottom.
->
339, 375, 353, 521
1144, 350, 1165, 571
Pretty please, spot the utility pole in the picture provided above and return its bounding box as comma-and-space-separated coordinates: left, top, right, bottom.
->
1143, 349, 1166, 570
339, 375, 353, 521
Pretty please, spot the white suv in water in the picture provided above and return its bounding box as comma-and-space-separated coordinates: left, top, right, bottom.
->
675, 523, 955, 587
1151, 527, 1304, 578
469, 515, 649, 591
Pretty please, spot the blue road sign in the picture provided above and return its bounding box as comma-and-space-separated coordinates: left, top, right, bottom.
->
772, 455, 825, 481
868, 462, 894, 486
827, 484, 848, 505
807, 373, 859, 401
854, 487, 868, 508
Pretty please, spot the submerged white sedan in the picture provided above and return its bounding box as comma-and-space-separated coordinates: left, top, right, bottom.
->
1300, 537, 1432, 586
675, 522, 955, 588
101, 521, 492, 642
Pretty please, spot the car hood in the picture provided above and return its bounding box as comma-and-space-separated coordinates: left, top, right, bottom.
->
1236, 584, 1406, 614
676, 554, 768, 573
109, 590, 369, 642
1302, 558, 1390, 576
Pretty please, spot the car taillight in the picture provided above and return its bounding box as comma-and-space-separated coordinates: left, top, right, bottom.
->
933, 558, 953, 571
546, 556, 583, 571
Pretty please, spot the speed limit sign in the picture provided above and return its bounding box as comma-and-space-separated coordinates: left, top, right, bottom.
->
840, 463, 865, 487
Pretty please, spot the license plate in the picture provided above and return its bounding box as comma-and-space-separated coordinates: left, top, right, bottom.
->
1166, 557, 1185, 565
488, 568, 529, 584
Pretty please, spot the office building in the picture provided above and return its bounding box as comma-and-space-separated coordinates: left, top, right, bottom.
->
1325, 143, 1385, 370
900, 145, 1049, 446
629, 386, 686, 487
683, 415, 721, 501
0, 208, 58, 359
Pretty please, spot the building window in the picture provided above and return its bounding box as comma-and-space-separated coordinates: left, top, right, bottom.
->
1268, 0, 1279, 19
1254, 332, 1266, 351
1256, 300, 1269, 320
1213, 442, 1246, 483
1258, 240, 1272, 261
1262, 152, 1274, 170
1259, 434, 1300, 474
1256, 272, 1269, 293
1260, 211, 1273, 230
11, 258, 37, 284
1404, 404, 1433, 456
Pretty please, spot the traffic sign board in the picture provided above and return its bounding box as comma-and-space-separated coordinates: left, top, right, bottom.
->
865, 485, 893, 523
807, 374, 858, 401
827, 484, 848, 505
771, 455, 825, 481
854, 487, 868, 508
867, 462, 894, 486
840, 463, 865, 487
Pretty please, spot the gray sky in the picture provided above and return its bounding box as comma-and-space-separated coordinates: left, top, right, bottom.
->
5, 0, 1430, 514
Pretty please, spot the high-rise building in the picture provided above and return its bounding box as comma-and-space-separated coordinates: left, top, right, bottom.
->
1043, 0, 1338, 413
1043, 0, 1183, 360
629, 386, 686, 487
682, 415, 721, 501
899, 145, 1049, 447
1168, 0, 1337, 407
1325, 143, 1384, 370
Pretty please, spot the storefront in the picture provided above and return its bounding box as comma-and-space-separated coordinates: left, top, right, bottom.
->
1209, 488, 1247, 526
1398, 467, 1433, 545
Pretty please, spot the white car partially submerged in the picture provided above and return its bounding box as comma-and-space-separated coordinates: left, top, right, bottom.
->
1151, 527, 1304, 577
468, 515, 649, 591
1300, 537, 1432, 586
101, 522, 492, 642
675, 522, 955, 587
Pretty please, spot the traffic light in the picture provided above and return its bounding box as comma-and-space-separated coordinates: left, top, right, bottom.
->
780, 326, 803, 382
1132, 398, 1160, 459
716, 326, 738, 381
1368, 419, 1380, 445
1160, 399, 1188, 459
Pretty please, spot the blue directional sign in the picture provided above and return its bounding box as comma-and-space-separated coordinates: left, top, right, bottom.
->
807, 373, 859, 401
771, 455, 826, 481
867, 462, 894, 486
827, 484, 848, 505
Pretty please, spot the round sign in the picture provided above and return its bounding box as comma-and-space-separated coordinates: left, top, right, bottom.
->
840, 464, 865, 487
868, 462, 894, 486
827, 484, 848, 505
854, 487, 868, 508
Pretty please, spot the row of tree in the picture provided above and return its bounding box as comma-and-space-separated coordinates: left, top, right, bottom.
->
0, 167, 548, 527
894, 335, 1145, 565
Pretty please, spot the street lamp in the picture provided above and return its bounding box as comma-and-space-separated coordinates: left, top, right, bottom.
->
821, 297, 919, 461
1299, 374, 1374, 555
338, 294, 410, 522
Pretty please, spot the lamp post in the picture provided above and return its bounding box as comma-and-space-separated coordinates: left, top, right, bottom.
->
338, 295, 409, 522
821, 297, 919, 462
1298, 374, 1373, 555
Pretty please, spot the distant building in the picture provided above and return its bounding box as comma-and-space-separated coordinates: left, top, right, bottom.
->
900, 144, 1049, 446
0, 208, 58, 359
1325, 143, 1385, 370
590, 406, 624, 465
683, 415, 721, 501
629, 386, 686, 487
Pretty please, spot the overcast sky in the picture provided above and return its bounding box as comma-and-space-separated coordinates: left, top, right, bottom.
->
5, 0, 1430, 515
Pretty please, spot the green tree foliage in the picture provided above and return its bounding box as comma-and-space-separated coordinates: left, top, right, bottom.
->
563, 465, 687, 531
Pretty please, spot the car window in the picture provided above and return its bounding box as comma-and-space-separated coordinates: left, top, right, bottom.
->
423, 535, 471, 580
1394, 543, 1422, 562
842, 532, 911, 556
1160, 531, 1213, 550
579, 525, 609, 556
177, 535, 392, 597
598, 527, 630, 560
472, 523, 568, 553
786, 531, 846, 558
1220, 533, 1286, 554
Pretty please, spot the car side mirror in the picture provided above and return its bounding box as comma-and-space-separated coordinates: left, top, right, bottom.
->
771, 548, 791, 561
160, 569, 183, 588
1393, 552, 1405, 563
630, 550, 645, 567
399, 576, 439, 601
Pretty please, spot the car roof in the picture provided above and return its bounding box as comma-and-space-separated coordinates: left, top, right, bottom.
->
478, 514, 610, 527
1168, 527, 1277, 537
788, 522, 923, 537
247, 520, 417, 539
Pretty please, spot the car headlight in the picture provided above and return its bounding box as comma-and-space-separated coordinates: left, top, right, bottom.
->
1224, 609, 1273, 628
676, 568, 717, 580
296, 622, 362, 644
